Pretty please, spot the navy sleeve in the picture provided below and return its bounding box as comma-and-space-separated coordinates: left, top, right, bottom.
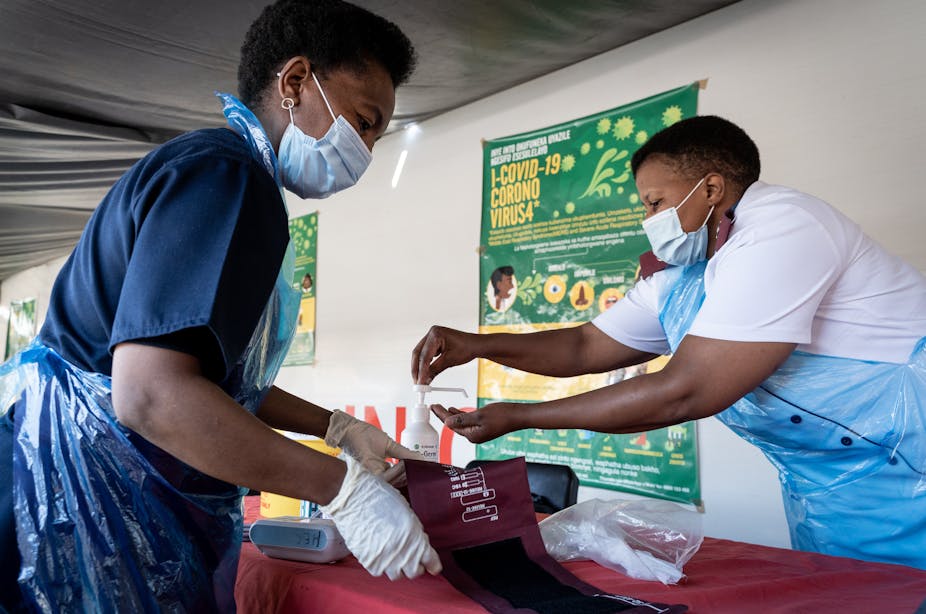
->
135, 327, 226, 381
110, 150, 288, 380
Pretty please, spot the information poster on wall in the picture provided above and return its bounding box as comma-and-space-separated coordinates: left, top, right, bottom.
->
4, 298, 37, 361
476, 83, 701, 505
284, 212, 317, 366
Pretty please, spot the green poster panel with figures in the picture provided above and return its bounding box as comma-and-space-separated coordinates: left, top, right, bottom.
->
5, 298, 37, 361
284, 213, 317, 366
476, 83, 701, 505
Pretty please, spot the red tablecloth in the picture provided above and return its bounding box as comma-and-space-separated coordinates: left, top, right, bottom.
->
235, 497, 926, 613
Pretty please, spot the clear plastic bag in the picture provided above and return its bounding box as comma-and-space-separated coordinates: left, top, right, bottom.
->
539, 497, 703, 584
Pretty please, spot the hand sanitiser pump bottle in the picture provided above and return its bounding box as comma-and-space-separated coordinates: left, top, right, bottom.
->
403, 385, 468, 461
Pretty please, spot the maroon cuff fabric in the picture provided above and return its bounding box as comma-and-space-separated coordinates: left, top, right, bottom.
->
405, 458, 687, 614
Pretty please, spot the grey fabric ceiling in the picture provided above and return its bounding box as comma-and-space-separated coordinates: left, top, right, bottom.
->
0, 0, 739, 282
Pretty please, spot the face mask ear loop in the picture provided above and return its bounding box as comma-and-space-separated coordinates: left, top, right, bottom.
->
675, 176, 707, 213
700, 205, 715, 229
311, 72, 337, 122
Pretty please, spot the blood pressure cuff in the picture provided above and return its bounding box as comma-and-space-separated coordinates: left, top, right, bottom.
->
404, 458, 687, 614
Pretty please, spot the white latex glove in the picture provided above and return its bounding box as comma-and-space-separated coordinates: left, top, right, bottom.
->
325, 410, 424, 485
321, 455, 442, 580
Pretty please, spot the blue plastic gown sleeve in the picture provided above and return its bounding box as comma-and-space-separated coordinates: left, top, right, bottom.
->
659, 261, 926, 569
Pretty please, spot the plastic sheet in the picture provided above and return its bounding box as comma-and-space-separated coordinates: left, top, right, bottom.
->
1, 343, 245, 611
218, 90, 300, 411
217, 91, 282, 187
1, 263, 299, 610
539, 498, 703, 584
659, 261, 926, 569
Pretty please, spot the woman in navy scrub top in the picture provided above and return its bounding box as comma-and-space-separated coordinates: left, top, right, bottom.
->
0, 1, 440, 611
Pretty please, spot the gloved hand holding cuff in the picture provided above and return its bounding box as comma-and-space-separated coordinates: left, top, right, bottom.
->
325, 410, 425, 486
321, 455, 442, 580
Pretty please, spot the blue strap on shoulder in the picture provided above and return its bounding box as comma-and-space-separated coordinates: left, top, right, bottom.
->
215, 92, 282, 187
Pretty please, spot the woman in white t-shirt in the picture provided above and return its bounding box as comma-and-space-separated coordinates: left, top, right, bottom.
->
412, 116, 926, 569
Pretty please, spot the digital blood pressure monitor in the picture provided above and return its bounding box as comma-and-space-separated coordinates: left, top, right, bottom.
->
247, 517, 350, 564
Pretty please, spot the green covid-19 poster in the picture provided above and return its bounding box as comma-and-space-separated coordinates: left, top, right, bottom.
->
284, 212, 317, 366
476, 82, 702, 505
4, 298, 36, 361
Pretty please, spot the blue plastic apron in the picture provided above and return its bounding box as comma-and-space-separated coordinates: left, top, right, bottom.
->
659, 260, 926, 568
0, 94, 301, 611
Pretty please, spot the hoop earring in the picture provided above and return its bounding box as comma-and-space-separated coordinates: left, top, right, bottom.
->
281, 97, 295, 123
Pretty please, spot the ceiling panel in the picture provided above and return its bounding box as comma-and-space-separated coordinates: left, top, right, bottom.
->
0, 0, 740, 281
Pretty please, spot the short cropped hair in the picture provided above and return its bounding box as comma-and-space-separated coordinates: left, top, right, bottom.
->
238, 0, 416, 108
490, 266, 514, 293
631, 116, 761, 195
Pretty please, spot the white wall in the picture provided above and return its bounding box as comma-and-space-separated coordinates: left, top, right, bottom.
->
4, 0, 924, 549
0, 255, 68, 357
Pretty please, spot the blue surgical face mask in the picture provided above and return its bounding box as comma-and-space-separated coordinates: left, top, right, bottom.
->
641, 176, 713, 266
278, 73, 372, 199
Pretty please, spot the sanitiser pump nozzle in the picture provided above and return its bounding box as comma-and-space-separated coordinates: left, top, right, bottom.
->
404, 385, 468, 461
412, 384, 468, 407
